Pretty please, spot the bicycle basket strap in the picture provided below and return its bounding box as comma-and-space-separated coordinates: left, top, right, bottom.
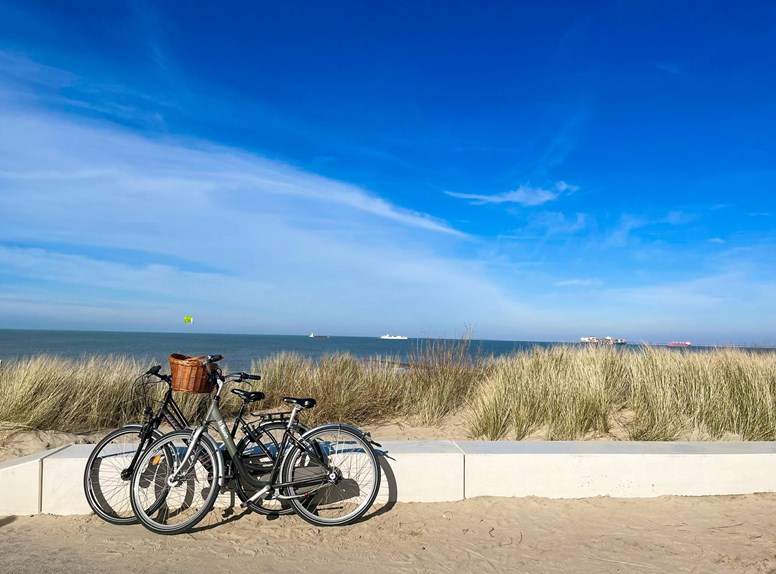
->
169, 353, 214, 393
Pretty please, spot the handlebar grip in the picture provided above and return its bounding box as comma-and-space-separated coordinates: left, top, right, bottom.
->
242, 373, 261, 381
146, 365, 162, 376
206, 354, 223, 363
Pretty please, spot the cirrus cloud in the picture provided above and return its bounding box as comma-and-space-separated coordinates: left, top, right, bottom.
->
445, 181, 578, 207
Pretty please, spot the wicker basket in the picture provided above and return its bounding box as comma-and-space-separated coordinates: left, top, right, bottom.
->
169, 354, 213, 393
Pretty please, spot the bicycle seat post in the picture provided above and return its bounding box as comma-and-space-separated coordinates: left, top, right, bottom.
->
287, 404, 302, 430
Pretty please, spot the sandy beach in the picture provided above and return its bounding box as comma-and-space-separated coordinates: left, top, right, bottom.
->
1, 494, 775, 573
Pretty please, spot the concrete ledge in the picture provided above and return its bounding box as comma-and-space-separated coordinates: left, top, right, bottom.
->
458, 441, 776, 499
2, 440, 776, 516
377, 441, 464, 503
0, 446, 68, 515
42, 445, 96, 514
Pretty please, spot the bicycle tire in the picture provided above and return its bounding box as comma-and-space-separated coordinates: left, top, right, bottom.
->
129, 429, 221, 535
282, 425, 380, 526
83, 425, 163, 525
234, 420, 309, 515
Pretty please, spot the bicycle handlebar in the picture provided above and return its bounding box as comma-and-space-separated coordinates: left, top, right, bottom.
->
224, 372, 261, 382
205, 354, 223, 364
143, 365, 172, 383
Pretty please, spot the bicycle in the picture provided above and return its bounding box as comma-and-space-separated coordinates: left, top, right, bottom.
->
129, 367, 382, 534
83, 363, 191, 524
84, 355, 305, 524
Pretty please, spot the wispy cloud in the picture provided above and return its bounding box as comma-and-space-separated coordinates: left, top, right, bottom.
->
606, 216, 641, 247
0, 50, 174, 128
528, 211, 588, 236
555, 278, 601, 287
0, 51, 79, 89
534, 112, 588, 174
446, 181, 577, 207
0, 110, 465, 239
0, 97, 534, 335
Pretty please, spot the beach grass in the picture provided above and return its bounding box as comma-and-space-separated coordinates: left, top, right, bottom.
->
467, 345, 776, 441
0, 344, 774, 441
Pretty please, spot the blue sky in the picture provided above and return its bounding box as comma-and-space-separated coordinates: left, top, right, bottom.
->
1, 1, 775, 345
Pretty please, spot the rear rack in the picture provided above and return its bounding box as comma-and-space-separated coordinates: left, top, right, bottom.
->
251, 410, 295, 422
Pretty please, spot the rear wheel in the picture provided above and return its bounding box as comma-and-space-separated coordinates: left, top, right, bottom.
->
283, 426, 380, 526
83, 425, 162, 525
129, 430, 220, 535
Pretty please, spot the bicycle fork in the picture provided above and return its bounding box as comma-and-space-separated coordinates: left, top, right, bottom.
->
166, 424, 209, 486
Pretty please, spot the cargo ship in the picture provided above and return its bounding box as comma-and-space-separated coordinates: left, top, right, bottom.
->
580, 336, 627, 345
667, 341, 692, 347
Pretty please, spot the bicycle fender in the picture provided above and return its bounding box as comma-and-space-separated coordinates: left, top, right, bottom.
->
299, 423, 382, 448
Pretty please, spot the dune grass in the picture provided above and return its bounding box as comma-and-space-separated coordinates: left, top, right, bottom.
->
0, 343, 774, 441
252, 336, 484, 426
467, 345, 776, 441
467, 346, 611, 440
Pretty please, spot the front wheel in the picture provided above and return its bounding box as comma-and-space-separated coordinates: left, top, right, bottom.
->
129, 430, 221, 535
83, 425, 162, 525
282, 425, 380, 526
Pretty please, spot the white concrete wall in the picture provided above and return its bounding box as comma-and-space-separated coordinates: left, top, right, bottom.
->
0, 447, 67, 515
42, 445, 96, 514
458, 441, 776, 499
2, 440, 776, 517
376, 441, 465, 503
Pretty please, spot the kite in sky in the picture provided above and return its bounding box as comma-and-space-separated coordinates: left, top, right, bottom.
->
183, 316, 193, 324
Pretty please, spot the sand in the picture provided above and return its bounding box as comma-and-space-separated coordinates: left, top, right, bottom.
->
1, 494, 775, 573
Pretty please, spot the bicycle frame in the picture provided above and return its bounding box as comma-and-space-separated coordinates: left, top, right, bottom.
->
120, 374, 190, 480
168, 377, 331, 499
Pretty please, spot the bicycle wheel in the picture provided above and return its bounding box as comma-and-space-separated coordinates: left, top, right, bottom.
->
129, 429, 220, 535
282, 425, 380, 526
83, 425, 162, 525
234, 420, 308, 515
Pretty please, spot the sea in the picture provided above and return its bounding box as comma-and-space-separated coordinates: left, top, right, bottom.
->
0, 329, 558, 372
1, 329, 764, 373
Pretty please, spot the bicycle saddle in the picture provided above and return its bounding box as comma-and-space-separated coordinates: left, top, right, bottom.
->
231, 389, 266, 403
283, 397, 317, 409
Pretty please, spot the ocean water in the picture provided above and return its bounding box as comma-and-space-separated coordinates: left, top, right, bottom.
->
0, 329, 556, 372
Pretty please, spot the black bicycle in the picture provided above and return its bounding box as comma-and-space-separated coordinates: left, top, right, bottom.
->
83, 356, 306, 524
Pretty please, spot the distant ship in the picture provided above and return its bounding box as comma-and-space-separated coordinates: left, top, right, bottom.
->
580, 336, 627, 345
667, 341, 692, 347
380, 334, 408, 340
308, 332, 331, 339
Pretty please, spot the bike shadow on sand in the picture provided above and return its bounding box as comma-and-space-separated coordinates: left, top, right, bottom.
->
183, 447, 400, 533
